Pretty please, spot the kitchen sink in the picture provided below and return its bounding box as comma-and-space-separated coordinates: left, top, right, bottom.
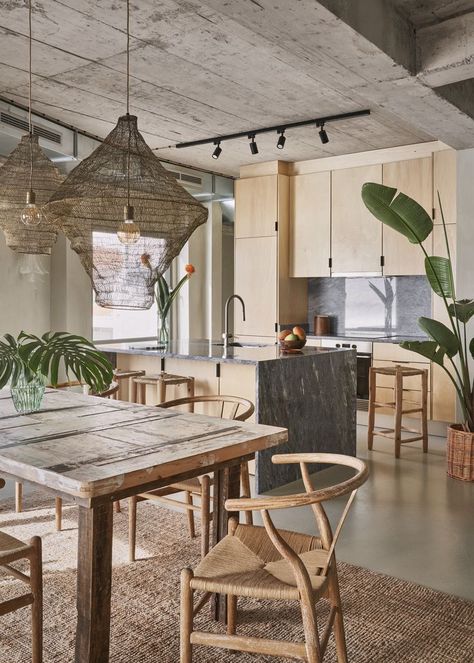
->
213, 341, 269, 348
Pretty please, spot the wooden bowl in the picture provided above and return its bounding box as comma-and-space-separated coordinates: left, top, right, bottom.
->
279, 337, 306, 351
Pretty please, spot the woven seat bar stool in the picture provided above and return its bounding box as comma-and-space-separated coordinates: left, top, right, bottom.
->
128, 395, 255, 562
180, 453, 369, 663
113, 369, 145, 401
133, 372, 195, 406
0, 480, 43, 663
15, 382, 121, 528
368, 365, 429, 458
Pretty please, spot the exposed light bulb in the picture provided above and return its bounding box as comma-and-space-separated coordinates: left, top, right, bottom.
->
20, 190, 41, 226
117, 204, 140, 245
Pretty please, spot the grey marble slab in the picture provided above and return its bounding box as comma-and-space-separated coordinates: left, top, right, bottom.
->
307, 334, 429, 343
96, 339, 348, 366
255, 348, 357, 493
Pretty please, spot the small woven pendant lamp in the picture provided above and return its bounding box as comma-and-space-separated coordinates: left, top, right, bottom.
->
44, 0, 207, 309
0, 0, 62, 255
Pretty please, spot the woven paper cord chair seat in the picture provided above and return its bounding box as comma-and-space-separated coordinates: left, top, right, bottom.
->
44, 114, 208, 309
0, 134, 63, 254
0, 530, 29, 556
191, 524, 328, 600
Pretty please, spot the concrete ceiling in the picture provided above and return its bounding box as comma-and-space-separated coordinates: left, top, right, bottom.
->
391, 0, 474, 28
1, 0, 474, 176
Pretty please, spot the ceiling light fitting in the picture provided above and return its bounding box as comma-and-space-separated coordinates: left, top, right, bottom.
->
45, 0, 208, 310
174, 109, 370, 156
212, 141, 222, 159
249, 134, 258, 155
276, 130, 286, 150
318, 123, 329, 145
0, 0, 63, 255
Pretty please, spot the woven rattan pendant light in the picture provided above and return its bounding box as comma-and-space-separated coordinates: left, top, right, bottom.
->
45, 0, 207, 309
0, 0, 62, 255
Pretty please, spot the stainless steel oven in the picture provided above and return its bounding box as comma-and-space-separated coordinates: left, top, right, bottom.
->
320, 339, 372, 405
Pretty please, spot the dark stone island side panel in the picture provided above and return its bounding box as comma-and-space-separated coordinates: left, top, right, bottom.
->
255, 349, 357, 493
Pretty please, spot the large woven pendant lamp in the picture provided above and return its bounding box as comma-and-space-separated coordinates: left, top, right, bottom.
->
0, 0, 62, 255
45, 0, 208, 309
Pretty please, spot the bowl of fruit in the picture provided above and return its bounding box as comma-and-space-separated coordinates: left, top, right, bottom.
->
278, 327, 307, 352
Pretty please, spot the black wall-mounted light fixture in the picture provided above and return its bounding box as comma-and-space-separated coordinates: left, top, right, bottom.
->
277, 130, 286, 150
172, 109, 370, 157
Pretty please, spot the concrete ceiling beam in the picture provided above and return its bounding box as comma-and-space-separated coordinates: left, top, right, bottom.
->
417, 12, 474, 86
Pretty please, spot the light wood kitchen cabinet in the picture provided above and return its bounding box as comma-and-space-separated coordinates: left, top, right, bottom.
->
234, 170, 307, 338
234, 236, 278, 337
235, 175, 279, 238
219, 362, 257, 422
433, 150, 456, 225
331, 164, 383, 275
382, 158, 433, 276
289, 172, 331, 277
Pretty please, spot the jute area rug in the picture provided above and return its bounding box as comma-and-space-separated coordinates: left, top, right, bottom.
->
0, 492, 473, 662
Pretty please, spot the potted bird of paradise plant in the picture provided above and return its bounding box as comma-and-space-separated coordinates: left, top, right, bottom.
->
0, 331, 114, 414
361, 183, 473, 481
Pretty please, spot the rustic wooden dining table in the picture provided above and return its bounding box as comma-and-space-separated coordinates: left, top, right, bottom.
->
0, 388, 287, 663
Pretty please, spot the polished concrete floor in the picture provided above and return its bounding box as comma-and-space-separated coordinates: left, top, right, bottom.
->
263, 425, 474, 601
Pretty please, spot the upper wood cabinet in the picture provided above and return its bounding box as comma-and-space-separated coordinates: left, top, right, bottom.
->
331, 164, 383, 275
433, 150, 456, 225
234, 236, 278, 337
382, 158, 433, 276
235, 175, 279, 238
289, 172, 331, 277
234, 172, 307, 337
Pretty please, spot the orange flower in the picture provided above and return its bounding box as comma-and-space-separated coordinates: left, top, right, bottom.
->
185, 264, 195, 274
141, 253, 152, 269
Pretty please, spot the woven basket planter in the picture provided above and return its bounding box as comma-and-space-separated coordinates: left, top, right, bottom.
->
447, 425, 474, 481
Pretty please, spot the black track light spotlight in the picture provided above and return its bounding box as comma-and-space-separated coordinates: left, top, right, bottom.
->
249, 134, 259, 155
212, 141, 222, 159
318, 123, 329, 144
277, 130, 286, 150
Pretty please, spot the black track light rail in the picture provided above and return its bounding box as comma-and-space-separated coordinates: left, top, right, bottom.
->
175, 109, 370, 149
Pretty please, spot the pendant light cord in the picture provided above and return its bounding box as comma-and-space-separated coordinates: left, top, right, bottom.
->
28, 0, 33, 191
126, 0, 131, 208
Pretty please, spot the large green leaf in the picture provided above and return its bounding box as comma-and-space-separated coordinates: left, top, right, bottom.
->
470, 337, 474, 361
448, 299, 474, 324
400, 340, 446, 366
418, 317, 460, 357
425, 256, 455, 298
361, 183, 433, 244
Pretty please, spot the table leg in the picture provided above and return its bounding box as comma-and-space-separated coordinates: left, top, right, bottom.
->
75, 503, 114, 663
212, 463, 241, 622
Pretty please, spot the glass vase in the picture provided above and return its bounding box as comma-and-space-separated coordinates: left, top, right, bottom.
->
157, 314, 170, 346
11, 375, 46, 414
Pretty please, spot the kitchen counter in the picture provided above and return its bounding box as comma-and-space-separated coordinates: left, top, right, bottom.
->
307, 334, 429, 343
97, 338, 346, 365
101, 339, 356, 492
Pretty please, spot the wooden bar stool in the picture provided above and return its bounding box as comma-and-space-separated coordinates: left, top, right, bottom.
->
113, 369, 145, 401
133, 372, 195, 406
368, 365, 429, 458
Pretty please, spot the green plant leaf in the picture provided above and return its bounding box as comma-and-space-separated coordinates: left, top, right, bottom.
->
448, 299, 474, 324
418, 317, 460, 357
425, 256, 454, 298
470, 337, 474, 361
362, 183, 433, 244
400, 340, 446, 366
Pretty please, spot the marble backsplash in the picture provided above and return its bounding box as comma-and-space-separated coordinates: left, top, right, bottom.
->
308, 276, 431, 336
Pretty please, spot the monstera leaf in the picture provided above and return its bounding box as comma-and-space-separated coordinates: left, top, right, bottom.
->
361, 183, 433, 244
0, 332, 113, 392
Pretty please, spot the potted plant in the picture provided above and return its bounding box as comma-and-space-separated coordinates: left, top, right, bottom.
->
0, 331, 114, 414
361, 183, 473, 481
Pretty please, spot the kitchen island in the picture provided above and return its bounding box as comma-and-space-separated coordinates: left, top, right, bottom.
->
99, 339, 356, 492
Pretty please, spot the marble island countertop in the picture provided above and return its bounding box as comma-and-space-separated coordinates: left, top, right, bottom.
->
97, 338, 353, 366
